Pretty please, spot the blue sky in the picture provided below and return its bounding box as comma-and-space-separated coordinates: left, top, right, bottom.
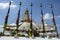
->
0, 0, 60, 33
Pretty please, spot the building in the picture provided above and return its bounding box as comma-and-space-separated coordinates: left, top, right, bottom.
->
3, 9, 57, 38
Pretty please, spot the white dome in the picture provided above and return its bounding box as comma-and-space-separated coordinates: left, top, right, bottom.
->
18, 22, 39, 31
8, 23, 16, 26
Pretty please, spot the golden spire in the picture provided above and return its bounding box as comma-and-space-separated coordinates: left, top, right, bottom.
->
21, 9, 30, 22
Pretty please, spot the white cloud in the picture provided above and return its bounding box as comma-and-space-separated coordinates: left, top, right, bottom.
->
11, 1, 14, 3
10, 4, 17, 9
44, 13, 60, 20
0, 2, 17, 9
44, 13, 52, 20
57, 15, 60, 18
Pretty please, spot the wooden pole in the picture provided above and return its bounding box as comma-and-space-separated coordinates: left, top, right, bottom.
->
16, 2, 22, 36
40, 3, 45, 37
50, 4, 59, 37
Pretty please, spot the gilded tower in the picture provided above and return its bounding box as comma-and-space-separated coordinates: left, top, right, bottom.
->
21, 9, 30, 22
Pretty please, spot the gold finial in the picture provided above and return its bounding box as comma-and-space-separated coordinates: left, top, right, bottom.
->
30, 2, 33, 6
40, 3, 42, 7
9, 1, 11, 5
50, 4, 53, 8
20, 2, 22, 5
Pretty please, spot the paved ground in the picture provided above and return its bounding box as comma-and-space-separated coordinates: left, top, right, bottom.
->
0, 36, 60, 40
